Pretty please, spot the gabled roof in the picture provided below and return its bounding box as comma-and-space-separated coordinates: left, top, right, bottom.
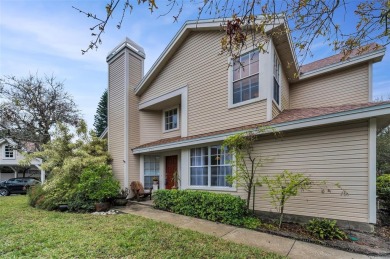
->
0, 138, 17, 147
133, 101, 390, 153
299, 43, 385, 79
133, 17, 296, 96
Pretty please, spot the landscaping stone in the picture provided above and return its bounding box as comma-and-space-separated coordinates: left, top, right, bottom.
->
91, 209, 120, 215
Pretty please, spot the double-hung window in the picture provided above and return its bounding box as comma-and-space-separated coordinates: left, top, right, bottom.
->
273, 51, 281, 105
164, 107, 178, 131
190, 145, 232, 188
144, 156, 160, 188
232, 49, 260, 105
4, 145, 15, 159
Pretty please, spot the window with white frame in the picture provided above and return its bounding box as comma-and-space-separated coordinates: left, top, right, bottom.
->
164, 108, 178, 131
3, 145, 15, 159
144, 156, 160, 188
232, 49, 260, 104
190, 145, 232, 187
273, 51, 281, 105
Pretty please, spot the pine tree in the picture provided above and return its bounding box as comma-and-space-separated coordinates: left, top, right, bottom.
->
94, 89, 107, 137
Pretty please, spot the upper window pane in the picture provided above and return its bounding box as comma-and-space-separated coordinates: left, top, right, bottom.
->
232, 49, 260, 105
164, 108, 178, 131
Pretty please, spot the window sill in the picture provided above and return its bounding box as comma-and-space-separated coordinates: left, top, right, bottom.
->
228, 97, 265, 109
2, 157, 16, 160
163, 128, 180, 134
187, 186, 237, 192
272, 99, 282, 111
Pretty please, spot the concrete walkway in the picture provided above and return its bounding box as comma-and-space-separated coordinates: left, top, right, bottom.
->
118, 202, 377, 259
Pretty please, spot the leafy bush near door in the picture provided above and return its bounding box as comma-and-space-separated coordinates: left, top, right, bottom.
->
154, 190, 248, 225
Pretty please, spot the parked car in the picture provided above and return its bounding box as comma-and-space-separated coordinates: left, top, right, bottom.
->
0, 177, 41, 196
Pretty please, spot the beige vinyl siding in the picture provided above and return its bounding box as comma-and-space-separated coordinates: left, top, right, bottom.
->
272, 101, 280, 118
281, 71, 289, 110
140, 107, 181, 145
108, 53, 125, 184
140, 111, 161, 144
235, 120, 369, 222
140, 31, 268, 137
290, 64, 369, 109
128, 52, 143, 185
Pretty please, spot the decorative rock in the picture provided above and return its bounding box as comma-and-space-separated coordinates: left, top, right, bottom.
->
91, 209, 120, 215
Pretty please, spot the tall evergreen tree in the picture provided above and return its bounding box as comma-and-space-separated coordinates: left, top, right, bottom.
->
94, 89, 107, 137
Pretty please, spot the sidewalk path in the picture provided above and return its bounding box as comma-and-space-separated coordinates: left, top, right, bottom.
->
118, 202, 375, 259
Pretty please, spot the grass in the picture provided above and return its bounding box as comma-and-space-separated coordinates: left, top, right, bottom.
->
0, 196, 284, 258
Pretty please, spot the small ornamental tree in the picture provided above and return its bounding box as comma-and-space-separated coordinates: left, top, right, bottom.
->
262, 170, 311, 229
263, 170, 349, 229
222, 126, 278, 210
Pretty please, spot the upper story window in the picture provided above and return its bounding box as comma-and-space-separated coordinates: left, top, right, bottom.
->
232, 49, 260, 104
273, 51, 281, 106
190, 145, 232, 188
164, 107, 179, 131
3, 145, 15, 159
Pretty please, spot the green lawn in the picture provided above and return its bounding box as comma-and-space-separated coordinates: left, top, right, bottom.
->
0, 196, 283, 258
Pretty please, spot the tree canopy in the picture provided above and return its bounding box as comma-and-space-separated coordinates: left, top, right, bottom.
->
75, 0, 389, 65
94, 89, 108, 137
377, 127, 390, 175
0, 74, 81, 149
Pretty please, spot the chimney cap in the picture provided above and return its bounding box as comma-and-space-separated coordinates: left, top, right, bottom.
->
106, 37, 145, 62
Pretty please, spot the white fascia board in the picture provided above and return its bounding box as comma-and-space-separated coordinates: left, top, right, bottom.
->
139, 86, 187, 110
299, 48, 386, 80
133, 103, 390, 154
282, 17, 299, 71
135, 17, 285, 95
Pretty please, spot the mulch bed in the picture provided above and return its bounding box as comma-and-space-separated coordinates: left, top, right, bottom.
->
253, 219, 390, 256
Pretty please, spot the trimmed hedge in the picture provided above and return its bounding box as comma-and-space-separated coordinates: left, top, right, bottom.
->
153, 190, 248, 225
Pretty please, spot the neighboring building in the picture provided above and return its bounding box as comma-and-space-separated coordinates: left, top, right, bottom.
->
0, 138, 45, 182
106, 18, 390, 227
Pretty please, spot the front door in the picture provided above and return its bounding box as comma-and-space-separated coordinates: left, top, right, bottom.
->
165, 155, 178, 189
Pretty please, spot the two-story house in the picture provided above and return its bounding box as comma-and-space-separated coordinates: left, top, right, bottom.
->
106, 18, 390, 228
0, 138, 45, 182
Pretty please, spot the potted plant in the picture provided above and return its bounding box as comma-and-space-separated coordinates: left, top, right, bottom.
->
113, 188, 129, 206
171, 171, 180, 189
152, 176, 159, 185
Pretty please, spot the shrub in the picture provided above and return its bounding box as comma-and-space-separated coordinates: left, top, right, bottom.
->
25, 122, 113, 212
77, 164, 120, 202
28, 184, 44, 207
306, 218, 347, 240
377, 174, 390, 211
67, 191, 96, 212
154, 190, 247, 225
242, 217, 262, 229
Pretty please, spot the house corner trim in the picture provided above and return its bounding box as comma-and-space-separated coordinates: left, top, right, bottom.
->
368, 117, 377, 223
124, 49, 130, 189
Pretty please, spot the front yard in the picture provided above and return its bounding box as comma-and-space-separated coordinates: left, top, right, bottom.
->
0, 196, 282, 258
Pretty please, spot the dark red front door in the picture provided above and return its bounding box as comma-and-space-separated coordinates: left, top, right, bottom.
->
165, 155, 178, 189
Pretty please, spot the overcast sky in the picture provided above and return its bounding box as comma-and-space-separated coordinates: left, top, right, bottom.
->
1, 0, 389, 129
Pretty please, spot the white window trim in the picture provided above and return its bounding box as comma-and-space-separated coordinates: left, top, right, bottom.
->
162, 106, 180, 133
188, 145, 236, 191
227, 47, 267, 109
273, 48, 282, 110
3, 145, 16, 160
